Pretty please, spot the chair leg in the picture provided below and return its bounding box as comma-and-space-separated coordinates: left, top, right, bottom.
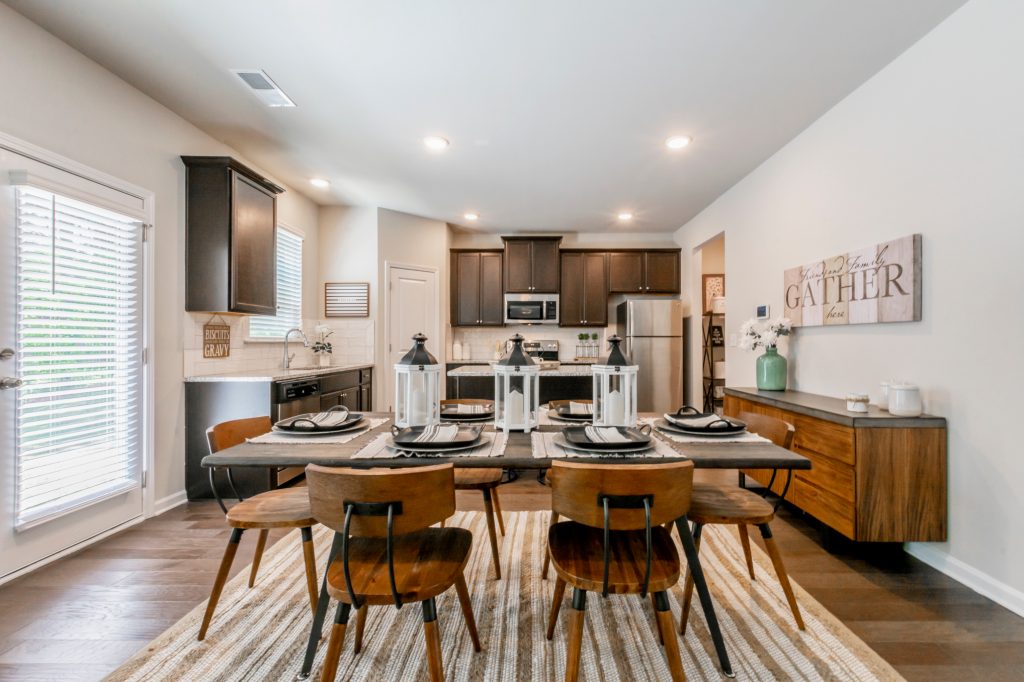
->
491, 485, 506, 537
422, 598, 444, 682
738, 524, 756, 581
541, 511, 559, 580
654, 591, 686, 682
454, 572, 482, 652
546, 576, 567, 640
440, 519, 446, 528
248, 529, 269, 588
759, 523, 805, 630
651, 592, 664, 645
564, 589, 587, 682
353, 605, 368, 654
198, 527, 243, 641
300, 527, 319, 613
678, 523, 703, 635
481, 488, 502, 579
320, 602, 352, 682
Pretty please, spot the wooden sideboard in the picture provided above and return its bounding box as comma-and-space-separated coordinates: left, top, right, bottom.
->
725, 387, 947, 542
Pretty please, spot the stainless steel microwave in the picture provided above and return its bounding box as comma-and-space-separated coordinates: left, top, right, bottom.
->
504, 293, 559, 325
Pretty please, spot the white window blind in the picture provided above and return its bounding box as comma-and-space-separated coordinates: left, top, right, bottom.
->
14, 186, 144, 530
248, 227, 303, 338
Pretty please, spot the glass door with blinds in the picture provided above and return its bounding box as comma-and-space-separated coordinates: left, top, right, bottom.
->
0, 144, 147, 580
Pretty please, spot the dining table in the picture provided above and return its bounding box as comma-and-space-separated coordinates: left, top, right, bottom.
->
202, 412, 811, 679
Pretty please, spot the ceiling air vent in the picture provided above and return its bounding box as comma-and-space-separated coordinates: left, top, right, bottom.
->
230, 69, 295, 107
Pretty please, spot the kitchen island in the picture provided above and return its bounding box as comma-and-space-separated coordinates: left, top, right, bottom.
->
447, 363, 592, 402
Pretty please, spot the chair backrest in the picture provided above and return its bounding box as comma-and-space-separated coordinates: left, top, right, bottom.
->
305, 463, 455, 537
737, 411, 795, 449
206, 416, 273, 454
549, 460, 694, 530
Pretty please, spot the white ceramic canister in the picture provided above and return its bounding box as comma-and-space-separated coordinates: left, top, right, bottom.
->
888, 384, 923, 417
845, 393, 870, 413
878, 381, 892, 411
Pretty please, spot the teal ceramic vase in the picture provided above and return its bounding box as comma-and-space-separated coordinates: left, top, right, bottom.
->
756, 347, 788, 391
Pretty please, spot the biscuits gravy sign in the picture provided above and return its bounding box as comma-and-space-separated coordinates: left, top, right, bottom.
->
783, 234, 921, 327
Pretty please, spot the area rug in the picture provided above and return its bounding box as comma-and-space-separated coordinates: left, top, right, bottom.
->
105, 512, 903, 681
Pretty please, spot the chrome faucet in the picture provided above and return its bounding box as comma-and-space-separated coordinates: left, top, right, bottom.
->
282, 328, 309, 369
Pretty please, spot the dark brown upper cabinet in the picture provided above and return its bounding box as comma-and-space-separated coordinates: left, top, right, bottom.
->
182, 156, 284, 315
560, 251, 608, 327
502, 236, 561, 293
608, 249, 681, 294
450, 250, 504, 327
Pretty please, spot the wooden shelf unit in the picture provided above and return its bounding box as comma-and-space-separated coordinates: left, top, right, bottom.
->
725, 387, 947, 543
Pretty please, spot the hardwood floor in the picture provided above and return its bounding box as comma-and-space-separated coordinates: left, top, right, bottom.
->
0, 470, 1021, 681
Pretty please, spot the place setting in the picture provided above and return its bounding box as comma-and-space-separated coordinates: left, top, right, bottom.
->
439, 398, 495, 423
353, 422, 508, 459
648, 405, 770, 443
247, 406, 390, 444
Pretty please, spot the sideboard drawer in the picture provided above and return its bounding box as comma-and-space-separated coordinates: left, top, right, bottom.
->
790, 477, 856, 539
793, 416, 856, 466
794, 448, 855, 502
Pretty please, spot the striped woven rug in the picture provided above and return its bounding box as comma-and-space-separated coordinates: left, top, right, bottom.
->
106, 511, 903, 681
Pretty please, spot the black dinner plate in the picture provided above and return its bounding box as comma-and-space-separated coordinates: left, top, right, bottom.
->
663, 406, 746, 434
274, 411, 364, 433
390, 424, 483, 448
562, 424, 652, 450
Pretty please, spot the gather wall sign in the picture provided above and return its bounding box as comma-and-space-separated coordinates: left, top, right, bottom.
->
783, 234, 921, 327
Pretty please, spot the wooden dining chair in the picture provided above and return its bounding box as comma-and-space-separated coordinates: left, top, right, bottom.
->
198, 416, 319, 641
453, 469, 505, 578
678, 411, 804, 633
545, 460, 695, 682
305, 462, 483, 682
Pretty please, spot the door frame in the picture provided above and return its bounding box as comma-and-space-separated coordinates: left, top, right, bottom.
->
0, 131, 155, 576
382, 261, 441, 412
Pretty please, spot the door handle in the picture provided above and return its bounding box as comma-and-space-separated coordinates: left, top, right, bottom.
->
1, 377, 24, 390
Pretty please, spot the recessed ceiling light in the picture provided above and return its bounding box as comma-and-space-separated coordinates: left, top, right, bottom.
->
423, 136, 450, 151
665, 135, 692, 150
463, 213, 479, 221
617, 212, 634, 221
309, 178, 330, 188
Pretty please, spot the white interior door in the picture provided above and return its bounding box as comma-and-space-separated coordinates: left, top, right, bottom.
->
0, 143, 147, 581
386, 265, 439, 411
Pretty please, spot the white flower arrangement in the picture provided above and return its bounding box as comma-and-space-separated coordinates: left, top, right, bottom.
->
739, 317, 792, 351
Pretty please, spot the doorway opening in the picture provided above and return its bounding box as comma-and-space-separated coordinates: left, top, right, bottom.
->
694, 233, 725, 414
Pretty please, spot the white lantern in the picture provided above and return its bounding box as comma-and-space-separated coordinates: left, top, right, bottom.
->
592, 335, 638, 427
493, 334, 540, 434
393, 333, 441, 427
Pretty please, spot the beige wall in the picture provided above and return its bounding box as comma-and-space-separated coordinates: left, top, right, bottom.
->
0, 3, 320, 505
674, 0, 1024, 614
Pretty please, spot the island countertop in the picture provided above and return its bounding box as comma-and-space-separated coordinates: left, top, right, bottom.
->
447, 364, 593, 377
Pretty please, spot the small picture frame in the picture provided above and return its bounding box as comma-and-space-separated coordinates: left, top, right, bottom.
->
756, 304, 770, 320
709, 325, 725, 347
702, 274, 725, 314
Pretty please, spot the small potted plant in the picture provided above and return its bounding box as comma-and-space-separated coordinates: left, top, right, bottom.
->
739, 317, 792, 390
590, 332, 599, 357
312, 325, 334, 367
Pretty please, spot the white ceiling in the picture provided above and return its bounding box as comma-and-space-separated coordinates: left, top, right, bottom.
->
6, 0, 964, 233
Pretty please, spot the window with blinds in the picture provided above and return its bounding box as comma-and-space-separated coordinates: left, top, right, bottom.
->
248, 227, 303, 338
14, 186, 144, 530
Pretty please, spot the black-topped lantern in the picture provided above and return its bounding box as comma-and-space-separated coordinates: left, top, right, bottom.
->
493, 333, 540, 433
393, 333, 441, 427
592, 335, 638, 426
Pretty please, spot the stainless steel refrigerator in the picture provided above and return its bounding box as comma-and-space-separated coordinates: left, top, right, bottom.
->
617, 299, 685, 412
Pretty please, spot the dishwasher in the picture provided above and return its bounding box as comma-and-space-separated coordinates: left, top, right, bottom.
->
271, 378, 322, 487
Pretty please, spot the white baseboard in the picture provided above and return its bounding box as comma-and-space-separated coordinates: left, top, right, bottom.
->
906, 543, 1024, 618
153, 489, 188, 516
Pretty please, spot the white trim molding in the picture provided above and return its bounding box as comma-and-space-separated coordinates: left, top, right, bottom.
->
906, 543, 1024, 618
153, 490, 189, 516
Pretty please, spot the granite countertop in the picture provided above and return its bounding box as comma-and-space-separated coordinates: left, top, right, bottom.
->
447, 364, 593, 377
185, 363, 373, 383
725, 387, 946, 428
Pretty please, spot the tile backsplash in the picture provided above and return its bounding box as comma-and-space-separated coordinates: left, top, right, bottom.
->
449, 326, 608, 363
183, 313, 374, 377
